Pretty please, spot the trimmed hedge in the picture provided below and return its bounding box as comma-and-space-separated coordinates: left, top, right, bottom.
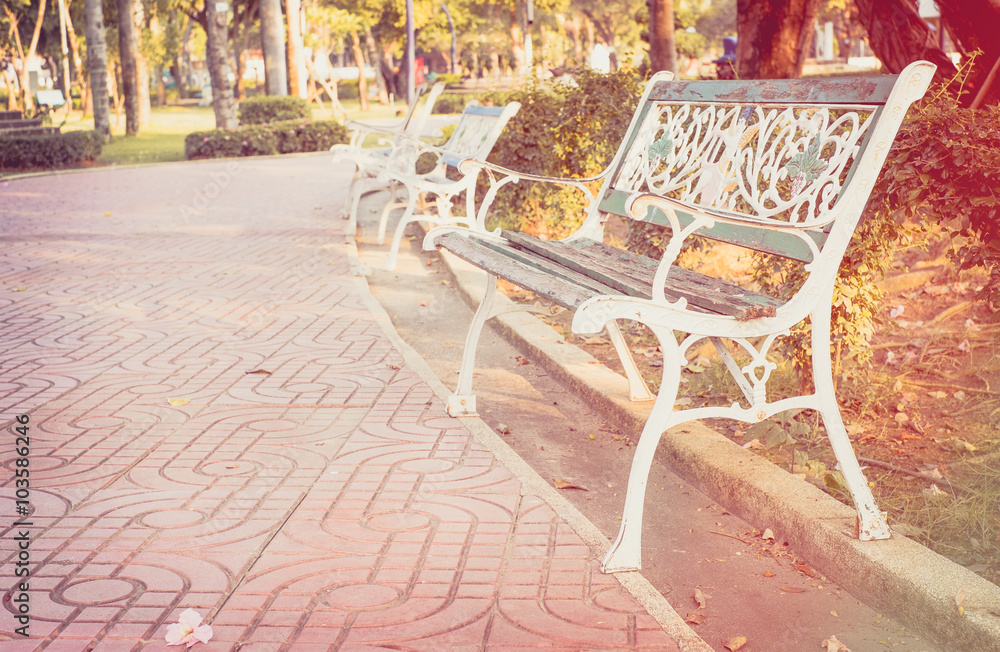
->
184, 119, 349, 160
237, 96, 310, 125
0, 130, 103, 169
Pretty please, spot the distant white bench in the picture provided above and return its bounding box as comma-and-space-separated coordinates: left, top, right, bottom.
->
35, 89, 66, 108
373, 100, 520, 270
331, 82, 446, 236
425, 62, 935, 572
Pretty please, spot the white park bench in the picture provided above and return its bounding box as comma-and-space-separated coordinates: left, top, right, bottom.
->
373, 100, 521, 270
331, 82, 446, 236
423, 62, 935, 572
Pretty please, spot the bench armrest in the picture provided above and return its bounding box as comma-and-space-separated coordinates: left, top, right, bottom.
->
623, 192, 832, 307
344, 118, 408, 138
457, 157, 614, 186
443, 157, 615, 240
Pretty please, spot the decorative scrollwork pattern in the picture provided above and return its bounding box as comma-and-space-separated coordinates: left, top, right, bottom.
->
615, 102, 878, 225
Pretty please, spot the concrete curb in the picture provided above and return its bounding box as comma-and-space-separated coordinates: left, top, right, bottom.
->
436, 245, 1000, 652
347, 236, 713, 652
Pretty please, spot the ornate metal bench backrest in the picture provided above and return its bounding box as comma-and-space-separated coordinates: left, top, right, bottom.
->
585, 65, 936, 267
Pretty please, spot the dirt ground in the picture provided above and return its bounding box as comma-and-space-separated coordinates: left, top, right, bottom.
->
501, 221, 1000, 588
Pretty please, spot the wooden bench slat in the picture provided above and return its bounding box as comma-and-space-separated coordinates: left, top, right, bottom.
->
501, 231, 780, 320
471, 236, 629, 299
599, 189, 827, 264
436, 233, 600, 310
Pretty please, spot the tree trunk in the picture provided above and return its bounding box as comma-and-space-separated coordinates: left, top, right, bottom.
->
85, 0, 110, 134
286, 0, 305, 97
509, 5, 526, 73
649, 0, 677, 74
136, 44, 152, 126
365, 28, 388, 104
259, 0, 287, 95
349, 31, 369, 111
4, 73, 18, 112
148, 12, 166, 106
205, 2, 238, 128
65, 0, 90, 116
234, 50, 246, 99
736, 0, 821, 79
117, 0, 140, 134
8, 0, 47, 113
853, 0, 958, 85
132, 2, 152, 128
934, 0, 1000, 105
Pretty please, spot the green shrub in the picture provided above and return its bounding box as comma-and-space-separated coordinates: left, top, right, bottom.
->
870, 92, 1000, 308
0, 130, 103, 169
432, 73, 463, 86
184, 119, 348, 160
432, 92, 487, 114
749, 76, 1000, 384
483, 68, 644, 238
674, 31, 708, 60
237, 95, 310, 125
338, 79, 360, 100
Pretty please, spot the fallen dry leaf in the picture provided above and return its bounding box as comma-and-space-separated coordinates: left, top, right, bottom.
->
685, 612, 706, 625
763, 571, 775, 578
553, 478, 588, 491
955, 587, 966, 616
724, 635, 747, 651
795, 564, 817, 578
693, 588, 706, 609
387, 364, 402, 370
497, 424, 511, 435
515, 356, 531, 366
742, 438, 764, 450
821, 634, 851, 652
244, 369, 272, 375
779, 586, 806, 593
166, 398, 190, 406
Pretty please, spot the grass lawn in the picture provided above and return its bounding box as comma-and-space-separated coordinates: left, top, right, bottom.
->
58, 98, 401, 167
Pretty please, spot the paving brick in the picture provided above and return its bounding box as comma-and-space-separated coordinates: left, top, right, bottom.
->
0, 159, 681, 652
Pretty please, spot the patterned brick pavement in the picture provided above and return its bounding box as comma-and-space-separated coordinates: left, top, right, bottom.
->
0, 158, 682, 650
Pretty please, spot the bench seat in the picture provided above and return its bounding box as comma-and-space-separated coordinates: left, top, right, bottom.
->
439, 231, 781, 319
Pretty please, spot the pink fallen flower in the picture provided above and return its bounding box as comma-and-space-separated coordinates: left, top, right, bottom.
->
165, 608, 213, 648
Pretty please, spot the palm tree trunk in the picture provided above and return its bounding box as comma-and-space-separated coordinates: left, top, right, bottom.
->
259, 0, 287, 95
117, 0, 140, 134
286, 0, 305, 97
205, 1, 238, 128
84, 0, 110, 134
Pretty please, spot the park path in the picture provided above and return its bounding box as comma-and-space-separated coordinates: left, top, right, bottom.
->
0, 157, 682, 651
